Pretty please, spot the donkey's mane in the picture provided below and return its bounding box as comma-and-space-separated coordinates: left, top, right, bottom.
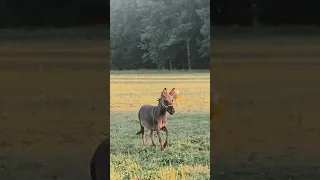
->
157, 93, 163, 102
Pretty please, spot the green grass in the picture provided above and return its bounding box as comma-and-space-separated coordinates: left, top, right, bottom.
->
110, 72, 210, 179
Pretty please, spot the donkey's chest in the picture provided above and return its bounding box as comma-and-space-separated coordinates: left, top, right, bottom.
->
157, 118, 167, 128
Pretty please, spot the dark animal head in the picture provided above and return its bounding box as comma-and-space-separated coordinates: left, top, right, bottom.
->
158, 88, 176, 115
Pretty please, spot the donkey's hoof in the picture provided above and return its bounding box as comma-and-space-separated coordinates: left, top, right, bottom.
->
163, 142, 168, 148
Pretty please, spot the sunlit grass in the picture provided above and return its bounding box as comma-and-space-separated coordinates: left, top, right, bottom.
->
110, 163, 210, 180
110, 72, 210, 112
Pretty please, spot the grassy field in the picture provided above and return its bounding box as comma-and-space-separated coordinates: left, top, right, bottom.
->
0, 40, 108, 180
110, 71, 210, 179
211, 34, 320, 179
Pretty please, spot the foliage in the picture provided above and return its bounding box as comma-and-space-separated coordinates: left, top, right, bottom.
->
196, 7, 210, 58
110, 0, 210, 70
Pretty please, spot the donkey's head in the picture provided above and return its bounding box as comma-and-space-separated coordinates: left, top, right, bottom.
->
158, 88, 176, 115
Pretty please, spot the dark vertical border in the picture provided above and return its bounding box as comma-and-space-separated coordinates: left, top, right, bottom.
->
0, 1, 110, 180
89, 1, 110, 180
88, 36, 110, 180
210, 1, 214, 178
210, 1, 320, 179
210, 43, 215, 179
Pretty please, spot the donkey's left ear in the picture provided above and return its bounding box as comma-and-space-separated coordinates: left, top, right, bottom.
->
169, 87, 176, 96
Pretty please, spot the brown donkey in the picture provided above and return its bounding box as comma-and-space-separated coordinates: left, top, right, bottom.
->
136, 88, 176, 149
90, 138, 109, 180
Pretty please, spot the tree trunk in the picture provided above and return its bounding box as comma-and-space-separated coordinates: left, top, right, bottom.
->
159, 63, 165, 70
169, 58, 172, 70
186, 38, 191, 70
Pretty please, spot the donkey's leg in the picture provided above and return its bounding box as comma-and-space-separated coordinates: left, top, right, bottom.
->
141, 126, 146, 145
150, 130, 156, 146
161, 127, 169, 148
156, 128, 163, 149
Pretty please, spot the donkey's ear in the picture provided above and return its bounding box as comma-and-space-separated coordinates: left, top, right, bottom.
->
163, 88, 167, 94
169, 87, 176, 96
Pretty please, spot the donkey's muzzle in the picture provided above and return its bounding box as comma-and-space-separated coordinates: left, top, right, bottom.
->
168, 107, 175, 115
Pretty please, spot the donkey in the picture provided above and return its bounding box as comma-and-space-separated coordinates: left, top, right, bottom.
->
90, 138, 109, 180
213, 91, 224, 106
136, 88, 176, 149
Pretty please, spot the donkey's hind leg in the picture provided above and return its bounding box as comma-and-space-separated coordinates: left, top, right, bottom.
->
161, 127, 169, 148
150, 130, 156, 146
136, 125, 146, 145
141, 126, 146, 145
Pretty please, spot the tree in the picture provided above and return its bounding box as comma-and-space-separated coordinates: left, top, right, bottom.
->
165, 0, 206, 70
110, 0, 144, 69
110, 0, 210, 70
137, 0, 176, 69
196, 6, 210, 58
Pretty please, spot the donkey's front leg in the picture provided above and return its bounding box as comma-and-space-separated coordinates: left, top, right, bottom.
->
150, 130, 156, 146
155, 127, 163, 150
161, 126, 169, 148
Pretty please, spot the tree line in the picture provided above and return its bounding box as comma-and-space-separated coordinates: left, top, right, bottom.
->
211, 0, 320, 26
110, 0, 210, 70
2, 0, 317, 70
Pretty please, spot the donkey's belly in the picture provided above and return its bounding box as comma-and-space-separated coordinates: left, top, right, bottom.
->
141, 117, 167, 130
141, 120, 155, 130
139, 105, 167, 130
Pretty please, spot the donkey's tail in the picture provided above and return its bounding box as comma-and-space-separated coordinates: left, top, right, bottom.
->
90, 157, 96, 180
136, 111, 142, 135
136, 130, 142, 135
136, 125, 144, 135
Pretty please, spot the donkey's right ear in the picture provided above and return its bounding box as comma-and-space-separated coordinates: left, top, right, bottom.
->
162, 88, 167, 94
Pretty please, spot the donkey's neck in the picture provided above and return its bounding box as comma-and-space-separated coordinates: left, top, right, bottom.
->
154, 101, 167, 118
